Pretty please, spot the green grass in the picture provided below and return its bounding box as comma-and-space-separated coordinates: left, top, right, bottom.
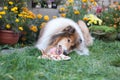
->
0, 40, 120, 80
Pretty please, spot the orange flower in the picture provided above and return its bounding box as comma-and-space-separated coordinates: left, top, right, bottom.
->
61, 13, 66, 17
82, 0, 88, 3
44, 15, 49, 21
83, 17, 89, 21
37, 14, 42, 19
22, 7, 29, 12
30, 25, 38, 32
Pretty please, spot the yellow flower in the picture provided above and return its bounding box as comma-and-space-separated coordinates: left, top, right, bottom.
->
61, 13, 66, 17
74, 10, 80, 15
44, 15, 49, 21
98, 20, 102, 25
59, 7, 65, 12
0, 15, 2, 18
14, 11, 18, 14
93, 20, 97, 24
15, 18, 19, 23
82, 0, 88, 3
9, 1, 13, 5
6, 24, 11, 29
67, 0, 74, 3
40, 22, 46, 28
0, 11, 6, 15
30, 25, 38, 32
4, 6, 8, 10
28, 11, 36, 19
88, 21, 92, 24
37, 14, 42, 19
92, 1, 97, 6
53, 16, 57, 19
19, 27, 23, 31
11, 7, 18, 12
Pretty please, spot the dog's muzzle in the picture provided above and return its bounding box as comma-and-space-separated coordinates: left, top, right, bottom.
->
63, 50, 68, 55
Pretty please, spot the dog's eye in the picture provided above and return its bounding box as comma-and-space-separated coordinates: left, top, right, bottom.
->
80, 39, 82, 43
68, 39, 70, 42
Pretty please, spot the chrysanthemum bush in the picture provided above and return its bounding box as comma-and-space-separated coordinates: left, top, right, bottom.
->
58, 0, 99, 22
0, 0, 27, 33
83, 14, 102, 26
0, 0, 51, 45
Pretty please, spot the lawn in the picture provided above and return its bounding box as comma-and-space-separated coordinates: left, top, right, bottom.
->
0, 40, 120, 80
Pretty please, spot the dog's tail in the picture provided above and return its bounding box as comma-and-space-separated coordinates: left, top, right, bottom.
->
77, 20, 93, 47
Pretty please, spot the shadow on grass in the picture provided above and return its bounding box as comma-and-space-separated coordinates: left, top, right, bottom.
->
110, 60, 120, 67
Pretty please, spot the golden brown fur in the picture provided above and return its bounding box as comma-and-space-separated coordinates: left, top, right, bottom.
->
78, 20, 93, 46
46, 26, 80, 54
36, 18, 93, 55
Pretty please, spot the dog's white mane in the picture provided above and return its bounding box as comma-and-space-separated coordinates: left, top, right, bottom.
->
36, 17, 89, 55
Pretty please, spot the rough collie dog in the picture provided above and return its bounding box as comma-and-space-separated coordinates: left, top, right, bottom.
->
35, 18, 93, 55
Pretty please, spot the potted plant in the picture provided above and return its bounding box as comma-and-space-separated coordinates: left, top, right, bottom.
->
0, 1, 25, 45
89, 25, 117, 41
0, 0, 37, 45
99, 1, 120, 40
83, 14, 102, 27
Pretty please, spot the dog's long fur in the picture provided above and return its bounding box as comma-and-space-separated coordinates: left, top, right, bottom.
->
35, 18, 93, 55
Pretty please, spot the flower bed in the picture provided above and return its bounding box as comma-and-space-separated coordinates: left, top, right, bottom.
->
0, 0, 120, 46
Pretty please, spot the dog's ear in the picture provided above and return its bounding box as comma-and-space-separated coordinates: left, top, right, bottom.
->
78, 20, 93, 46
63, 26, 75, 34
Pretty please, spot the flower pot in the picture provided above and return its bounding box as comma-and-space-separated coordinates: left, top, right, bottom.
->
91, 31, 117, 41
89, 25, 117, 41
91, 31, 106, 39
103, 32, 117, 41
0, 30, 19, 45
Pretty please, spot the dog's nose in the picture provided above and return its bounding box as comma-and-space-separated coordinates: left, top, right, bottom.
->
63, 50, 68, 55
